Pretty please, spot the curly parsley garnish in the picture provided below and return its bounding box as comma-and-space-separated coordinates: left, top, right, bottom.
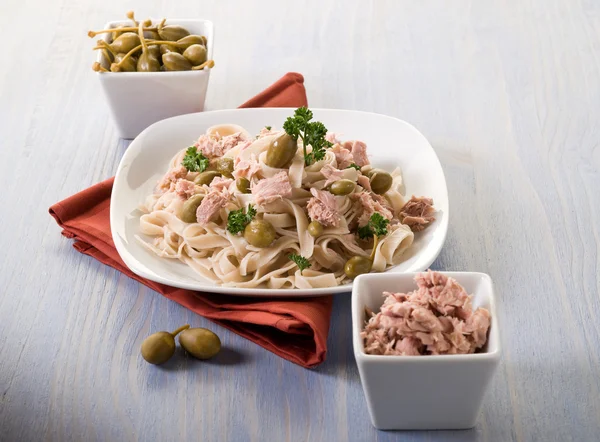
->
227, 205, 257, 235
357, 213, 390, 239
348, 163, 361, 171
265, 125, 272, 131
182, 146, 209, 172
289, 254, 311, 273
283, 107, 333, 166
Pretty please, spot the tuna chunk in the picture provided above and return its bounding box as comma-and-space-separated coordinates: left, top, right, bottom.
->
196, 190, 229, 225
325, 132, 342, 144
307, 188, 340, 227
353, 191, 393, 226
195, 132, 248, 158
157, 165, 188, 193
174, 179, 196, 200
209, 176, 234, 192
233, 154, 261, 180
252, 171, 293, 206
320, 164, 345, 186
331, 144, 354, 169
344, 140, 370, 167
399, 196, 436, 232
360, 271, 491, 356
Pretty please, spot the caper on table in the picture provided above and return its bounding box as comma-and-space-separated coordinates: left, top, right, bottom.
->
141, 324, 190, 365
344, 256, 373, 279
236, 177, 251, 194
265, 133, 298, 168
214, 157, 234, 178
329, 179, 356, 196
194, 170, 220, 186
308, 220, 324, 237
244, 219, 276, 248
368, 169, 393, 195
179, 327, 221, 360
179, 194, 204, 223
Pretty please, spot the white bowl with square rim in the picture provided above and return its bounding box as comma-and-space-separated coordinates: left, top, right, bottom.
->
352, 272, 500, 430
96, 19, 214, 139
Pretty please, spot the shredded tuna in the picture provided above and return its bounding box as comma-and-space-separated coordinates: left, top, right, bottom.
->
331, 144, 354, 169
344, 140, 370, 167
174, 180, 196, 200
157, 166, 188, 193
252, 171, 292, 206
196, 189, 230, 225
325, 132, 342, 144
233, 154, 261, 180
361, 271, 491, 356
307, 188, 340, 227
210, 176, 234, 192
195, 132, 248, 158
353, 192, 393, 226
356, 174, 371, 191
399, 196, 436, 232
321, 164, 345, 186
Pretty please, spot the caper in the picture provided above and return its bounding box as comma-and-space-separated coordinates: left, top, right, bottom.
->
194, 170, 220, 186
141, 324, 189, 365
177, 35, 206, 49
344, 256, 373, 279
367, 169, 393, 195
308, 221, 324, 237
329, 179, 356, 196
109, 32, 140, 53
244, 219, 276, 248
179, 327, 221, 360
236, 177, 251, 194
214, 157, 234, 178
265, 133, 298, 168
158, 25, 190, 41
179, 194, 204, 223
160, 43, 178, 55
148, 44, 160, 59
183, 44, 207, 66
144, 30, 160, 40
111, 53, 136, 72
162, 52, 192, 71
136, 23, 160, 72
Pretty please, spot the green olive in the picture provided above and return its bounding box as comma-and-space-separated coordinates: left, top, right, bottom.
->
160, 43, 178, 55
162, 52, 192, 71
308, 220, 324, 237
137, 53, 160, 72
368, 169, 393, 195
179, 194, 204, 223
265, 133, 298, 168
109, 32, 141, 53
244, 219, 276, 248
158, 25, 190, 41
236, 177, 251, 194
214, 157, 234, 178
344, 256, 373, 279
194, 170, 221, 186
112, 53, 136, 72
141, 324, 189, 365
182, 44, 207, 66
179, 328, 221, 360
147, 44, 161, 59
177, 35, 206, 49
329, 179, 356, 196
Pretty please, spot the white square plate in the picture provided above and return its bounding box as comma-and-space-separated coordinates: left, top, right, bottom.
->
110, 108, 449, 297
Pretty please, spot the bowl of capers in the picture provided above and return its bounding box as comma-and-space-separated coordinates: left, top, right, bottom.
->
89, 12, 215, 139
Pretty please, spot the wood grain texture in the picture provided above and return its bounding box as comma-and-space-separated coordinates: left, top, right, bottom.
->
1, 0, 599, 441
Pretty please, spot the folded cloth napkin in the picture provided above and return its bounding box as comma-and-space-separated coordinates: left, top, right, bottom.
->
49, 73, 333, 368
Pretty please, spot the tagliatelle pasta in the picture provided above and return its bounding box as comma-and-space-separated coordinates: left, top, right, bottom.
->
136, 111, 433, 289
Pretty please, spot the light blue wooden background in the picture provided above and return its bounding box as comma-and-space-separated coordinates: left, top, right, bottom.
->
1, 0, 599, 441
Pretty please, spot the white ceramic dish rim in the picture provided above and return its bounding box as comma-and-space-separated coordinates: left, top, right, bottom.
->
352, 272, 501, 360
110, 108, 450, 296
95, 19, 214, 76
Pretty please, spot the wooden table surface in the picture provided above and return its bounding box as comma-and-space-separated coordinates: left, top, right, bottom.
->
2, 0, 599, 441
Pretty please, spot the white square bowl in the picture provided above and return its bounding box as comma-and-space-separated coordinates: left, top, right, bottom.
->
352, 272, 501, 430
96, 19, 214, 139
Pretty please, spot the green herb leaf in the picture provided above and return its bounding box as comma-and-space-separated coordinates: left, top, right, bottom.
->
357, 213, 390, 239
348, 163, 361, 171
227, 204, 256, 235
182, 146, 209, 172
283, 107, 332, 166
288, 253, 311, 273
265, 126, 272, 131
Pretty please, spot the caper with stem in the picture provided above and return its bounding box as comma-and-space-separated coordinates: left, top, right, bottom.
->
244, 219, 276, 248
111, 52, 137, 72
162, 52, 192, 71
179, 194, 204, 223
136, 22, 160, 72
158, 24, 190, 41
265, 133, 298, 168
141, 324, 190, 365
308, 220, 324, 237
236, 177, 251, 194
329, 179, 356, 196
109, 32, 141, 54
177, 35, 206, 49
179, 328, 221, 360
183, 44, 207, 66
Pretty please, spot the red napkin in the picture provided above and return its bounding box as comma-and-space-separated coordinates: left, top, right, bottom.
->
49, 73, 334, 368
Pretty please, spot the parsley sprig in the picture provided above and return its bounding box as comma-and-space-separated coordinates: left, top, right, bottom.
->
283, 107, 333, 166
289, 254, 311, 273
348, 163, 361, 171
182, 146, 209, 172
357, 213, 390, 260
227, 205, 257, 235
